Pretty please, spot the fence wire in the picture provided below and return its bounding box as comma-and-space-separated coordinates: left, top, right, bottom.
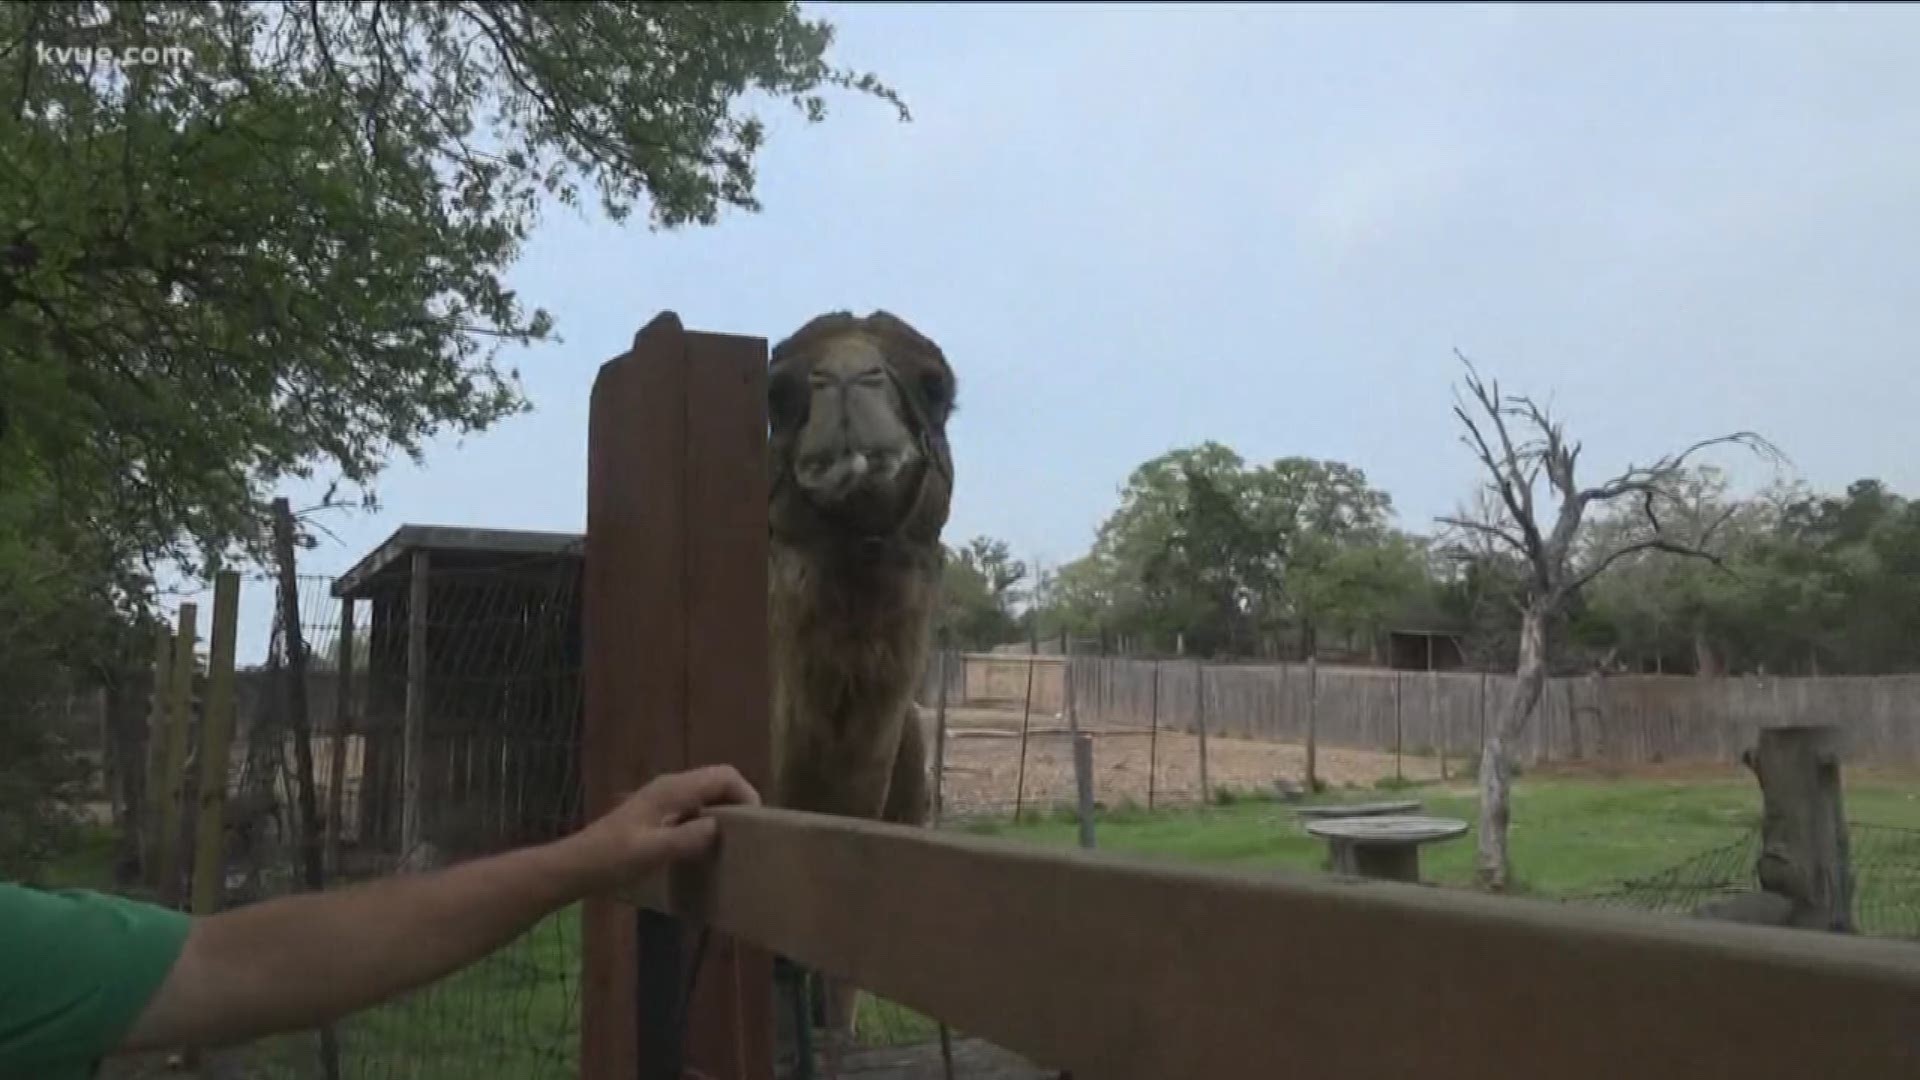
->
197, 558, 587, 1080
1573, 821, 1920, 942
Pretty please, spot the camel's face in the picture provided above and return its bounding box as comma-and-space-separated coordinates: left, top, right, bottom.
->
769, 311, 955, 540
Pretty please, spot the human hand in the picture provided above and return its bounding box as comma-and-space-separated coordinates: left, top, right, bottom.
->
567, 764, 761, 892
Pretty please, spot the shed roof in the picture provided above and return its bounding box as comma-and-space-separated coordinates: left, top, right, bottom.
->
330, 524, 584, 599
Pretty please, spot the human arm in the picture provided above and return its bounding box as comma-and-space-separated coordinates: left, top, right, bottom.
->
116, 763, 758, 1055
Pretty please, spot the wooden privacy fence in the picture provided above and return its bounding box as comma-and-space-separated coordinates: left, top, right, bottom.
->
579, 312, 1920, 1080
1060, 658, 1920, 767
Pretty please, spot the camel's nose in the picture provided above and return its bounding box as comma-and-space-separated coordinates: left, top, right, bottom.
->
796, 448, 871, 500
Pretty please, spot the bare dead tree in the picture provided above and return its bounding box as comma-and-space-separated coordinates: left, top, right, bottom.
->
1437, 350, 1783, 890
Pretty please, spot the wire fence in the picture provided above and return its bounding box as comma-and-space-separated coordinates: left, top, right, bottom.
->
921, 649, 1431, 825
1572, 821, 1920, 942
131, 557, 589, 1080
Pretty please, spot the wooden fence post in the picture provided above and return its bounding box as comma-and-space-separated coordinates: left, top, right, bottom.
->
189, 573, 240, 919
271, 500, 328, 891
1146, 662, 1160, 812
1432, 670, 1446, 782
155, 603, 197, 905
1393, 671, 1404, 783
400, 549, 429, 867
1073, 733, 1096, 849
1065, 636, 1078, 737
1194, 660, 1210, 803
933, 633, 950, 826
1305, 657, 1319, 793
1014, 622, 1038, 821
326, 596, 358, 874
271, 499, 343, 1080
581, 312, 774, 1080
141, 623, 174, 886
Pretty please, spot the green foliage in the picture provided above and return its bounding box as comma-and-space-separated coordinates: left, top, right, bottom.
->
0, 0, 902, 578
1031, 444, 1414, 657
0, 1, 900, 872
1576, 473, 1920, 675
939, 535, 1028, 650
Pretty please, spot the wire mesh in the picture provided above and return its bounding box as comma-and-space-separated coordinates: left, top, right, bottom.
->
1571, 821, 1920, 942
191, 556, 587, 1080
926, 650, 1289, 825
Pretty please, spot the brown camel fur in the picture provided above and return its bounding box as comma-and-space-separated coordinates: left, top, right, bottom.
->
765, 310, 957, 1065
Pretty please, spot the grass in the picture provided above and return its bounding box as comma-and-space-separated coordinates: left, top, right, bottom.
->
962, 773, 1920, 896
35, 823, 123, 889
65, 771, 1920, 1072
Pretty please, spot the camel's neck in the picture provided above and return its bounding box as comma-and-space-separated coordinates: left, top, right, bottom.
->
769, 538, 942, 737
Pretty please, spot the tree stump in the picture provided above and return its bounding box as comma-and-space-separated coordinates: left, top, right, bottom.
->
1698, 725, 1856, 932
1753, 725, 1856, 932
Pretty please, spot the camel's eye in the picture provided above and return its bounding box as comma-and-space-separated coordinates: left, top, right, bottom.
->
768, 365, 807, 424
918, 368, 953, 417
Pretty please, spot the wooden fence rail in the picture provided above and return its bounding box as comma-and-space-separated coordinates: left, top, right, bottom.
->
633, 805, 1920, 1079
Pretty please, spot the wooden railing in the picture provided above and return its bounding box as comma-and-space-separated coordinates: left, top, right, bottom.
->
636, 805, 1920, 1079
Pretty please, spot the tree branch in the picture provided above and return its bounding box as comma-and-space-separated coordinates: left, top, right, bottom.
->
1436, 515, 1529, 556
1566, 536, 1727, 596
1582, 431, 1788, 504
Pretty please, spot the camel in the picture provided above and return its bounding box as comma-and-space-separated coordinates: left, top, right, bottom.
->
764, 310, 957, 1071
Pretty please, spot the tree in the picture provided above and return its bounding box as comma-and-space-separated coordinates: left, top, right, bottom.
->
1063, 444, 1407, 657
1291, 531, 1433, 660
1575, 468, 1787, 674
1441, 353, 1780, 890
0, 1, 902, 874
1569, 475, 1920, 677
1, 1, 904, 583
1772, 480, 1920, 674
939, 536, 1028, 650
1237, 457, 1397, 655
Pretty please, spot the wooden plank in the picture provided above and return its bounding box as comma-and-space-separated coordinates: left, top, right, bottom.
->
400, 548, 429, 866
639, 806, 1920, 1080
155, 603, 198, 905
326, 596, 357, 872
584, 313, 689, 1080
680, 324, 776, 1078
190, 571, 241, 917
142, 622, 174, 886
1072, 733, 1095, 849
583, 313, 775, 1080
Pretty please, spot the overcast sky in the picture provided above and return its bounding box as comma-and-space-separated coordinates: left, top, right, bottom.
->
192, 2, 1920, 662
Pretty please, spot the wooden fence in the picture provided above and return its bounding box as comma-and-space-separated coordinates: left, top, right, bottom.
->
1053, 658, 1920, 767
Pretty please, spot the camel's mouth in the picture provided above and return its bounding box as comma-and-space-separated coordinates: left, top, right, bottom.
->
794, 444, 919, 505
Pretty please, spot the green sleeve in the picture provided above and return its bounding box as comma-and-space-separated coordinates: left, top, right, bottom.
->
0, 882, 193, 1079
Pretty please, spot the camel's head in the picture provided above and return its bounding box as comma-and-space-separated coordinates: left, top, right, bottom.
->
768, 310, 956, 546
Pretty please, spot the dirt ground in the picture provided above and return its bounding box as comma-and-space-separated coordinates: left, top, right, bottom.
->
928, 705, 1444, 818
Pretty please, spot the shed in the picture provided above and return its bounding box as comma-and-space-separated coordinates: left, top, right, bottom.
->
1385, 628, 1469, 672
331, 525, 586, 863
